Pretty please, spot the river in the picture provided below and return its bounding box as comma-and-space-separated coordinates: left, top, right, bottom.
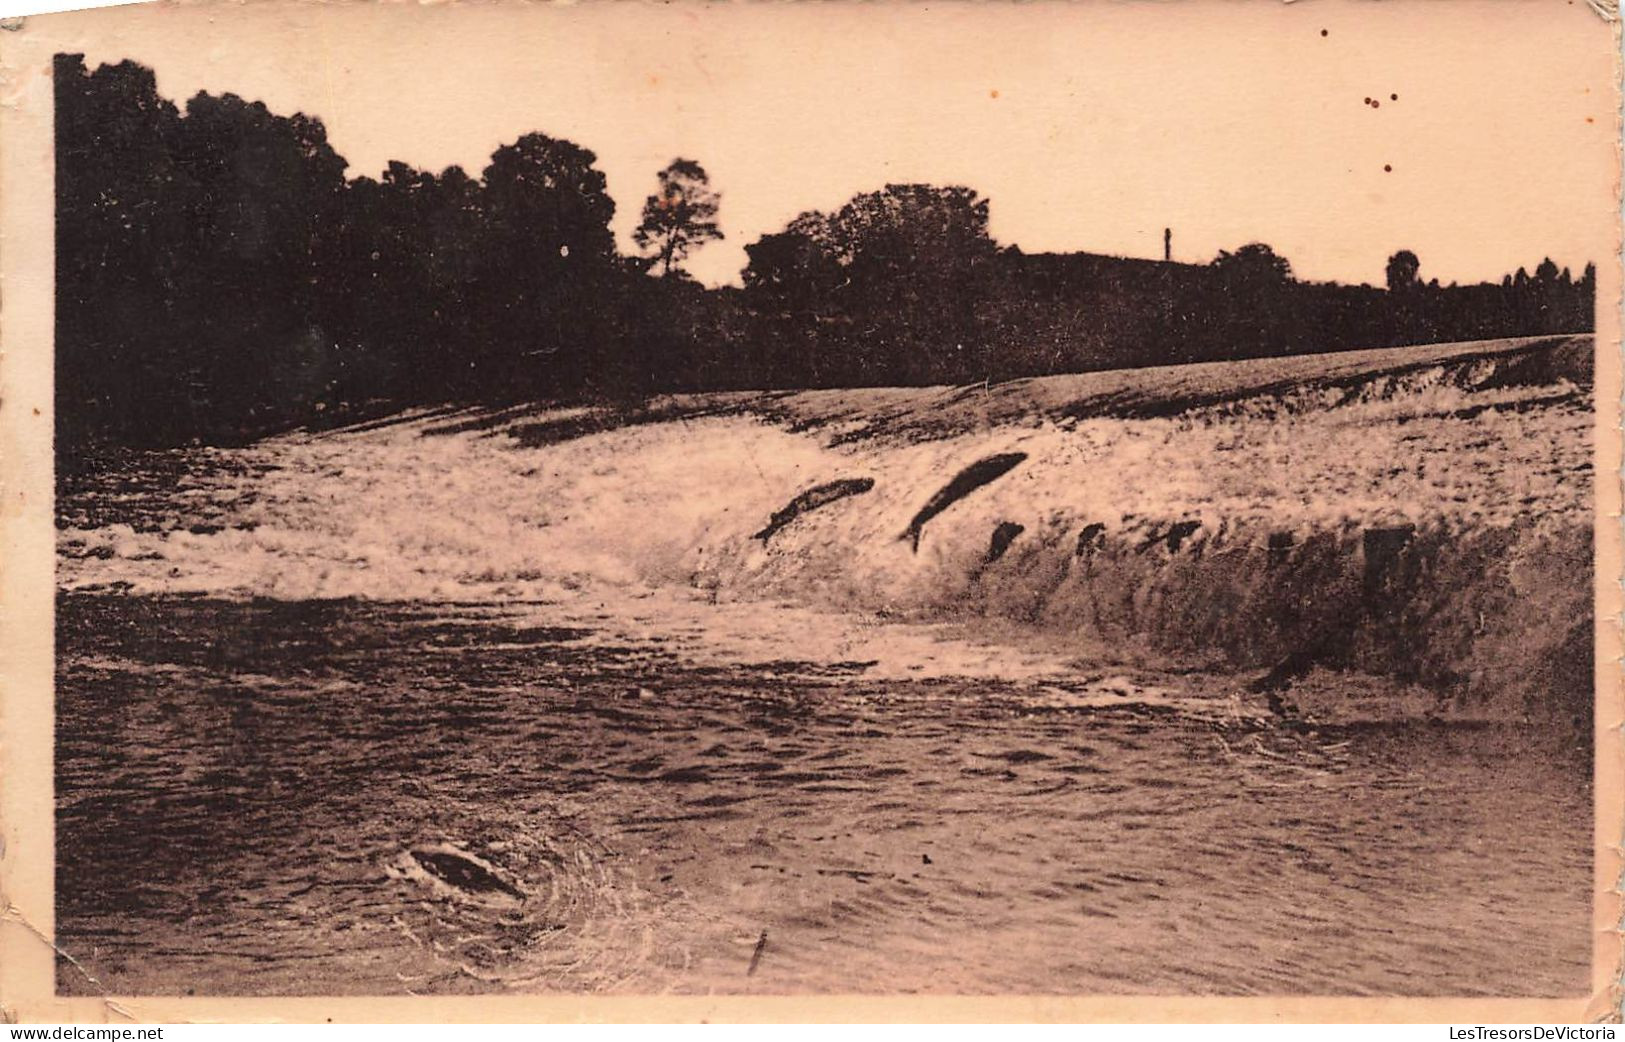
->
53, 441, 1593, 997
56, 592, 1591, 996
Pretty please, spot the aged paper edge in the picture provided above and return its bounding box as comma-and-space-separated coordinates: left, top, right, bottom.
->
0, 0, 1620, 1024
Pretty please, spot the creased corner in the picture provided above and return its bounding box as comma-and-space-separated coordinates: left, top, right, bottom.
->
2, 899, 109, 996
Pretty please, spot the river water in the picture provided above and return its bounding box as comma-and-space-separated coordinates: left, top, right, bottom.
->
54, 445, 1593, 997
56, 590, 1592, 997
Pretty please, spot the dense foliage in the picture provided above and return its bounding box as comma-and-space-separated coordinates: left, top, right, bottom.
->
56, 55, 1595, 450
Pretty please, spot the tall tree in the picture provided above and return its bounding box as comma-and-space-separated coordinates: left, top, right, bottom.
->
1385, 250, 1421, 293
741, 212, 849, 385
170, 90, 349, 434
633, 158, 723, 279
1208, 243, 1296, 357
478, 132, 618, 395
55, 55, 350, 447
1211, 243, 1293, 285
327, 162, 489, 401
55, 54, 191, 448
741, 184, 998, 385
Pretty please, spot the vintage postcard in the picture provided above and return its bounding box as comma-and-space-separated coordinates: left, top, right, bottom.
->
0, 0, 1620, 1024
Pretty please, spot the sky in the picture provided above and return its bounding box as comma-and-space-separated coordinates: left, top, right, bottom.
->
33, 0, 1620, 288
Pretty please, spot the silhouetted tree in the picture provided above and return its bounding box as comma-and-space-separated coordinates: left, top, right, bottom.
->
633, 158, 723, 279
325, 162, 489, 401
1386, 250, 1421, 293
169, 89, 349, 432
828, 184, 998, 383
744, 185, 1002, 385
1211, 243, 1293, 284
741, 213, 848, 385
743, 214, 845, 296
55, 54, 191, 449
55, 54, 349, 449
1208, 243, 1296, 355
477, 132, 618, 395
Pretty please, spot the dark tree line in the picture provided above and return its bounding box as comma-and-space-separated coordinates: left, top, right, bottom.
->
740, 219, 1595, 388
57, 56, 348, 448
56, 54, 703, 449
56, 54, 1596, 451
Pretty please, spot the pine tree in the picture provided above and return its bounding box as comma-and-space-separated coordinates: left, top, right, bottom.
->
633, 159, 723, 279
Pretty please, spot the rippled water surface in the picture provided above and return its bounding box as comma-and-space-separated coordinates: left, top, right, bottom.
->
54, 442, 1595, 996
57, 590, 1591, 997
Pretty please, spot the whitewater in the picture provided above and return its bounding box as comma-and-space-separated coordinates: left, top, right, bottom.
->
54, 334, 1596, 995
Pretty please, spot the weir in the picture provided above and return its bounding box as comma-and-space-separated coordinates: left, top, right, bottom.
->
56, 335, 1595, 725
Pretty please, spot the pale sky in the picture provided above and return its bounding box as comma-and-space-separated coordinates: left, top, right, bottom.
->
34, 0, 1619, 288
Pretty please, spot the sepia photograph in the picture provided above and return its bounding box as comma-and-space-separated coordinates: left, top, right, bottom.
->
0, 0, 1620, 1022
